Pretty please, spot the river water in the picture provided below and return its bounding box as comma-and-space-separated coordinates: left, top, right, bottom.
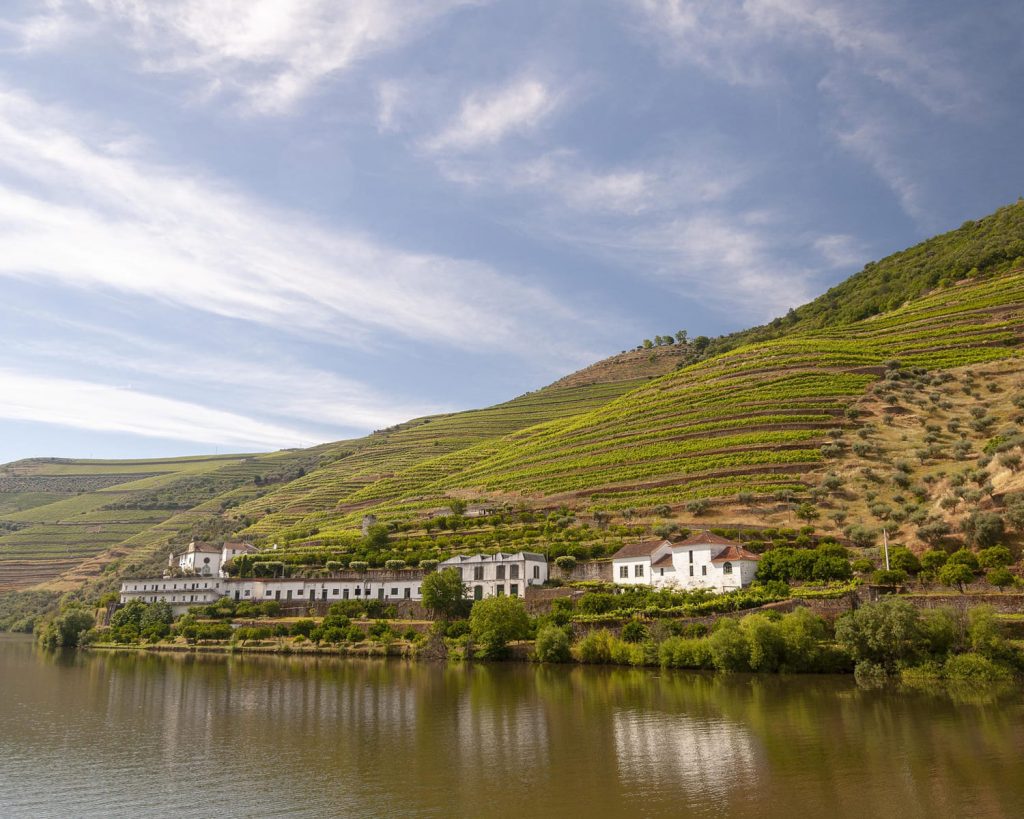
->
1, 634, 1022, 818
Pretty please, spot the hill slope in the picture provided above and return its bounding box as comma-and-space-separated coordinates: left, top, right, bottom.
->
2, 200, 1024, 602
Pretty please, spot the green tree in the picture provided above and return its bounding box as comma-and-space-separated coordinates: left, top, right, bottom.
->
421, 567, 468, 621
707, 618, 751, 672
977, 545, 1013, 568
39, 606, 95, 649
961, 511, 1005, 548
835, 597, 921, 673
364, 524, 390, 549
987, 567, 1016, 591
888, 547, 921, 575
920, 549, 948, 573
469, 596, 530, 658
938, 562, 975, 593
872, 569, 908, 587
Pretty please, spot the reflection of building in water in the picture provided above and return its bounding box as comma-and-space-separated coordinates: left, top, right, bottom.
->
613, 710, 757, 798
454, 694, 550, 771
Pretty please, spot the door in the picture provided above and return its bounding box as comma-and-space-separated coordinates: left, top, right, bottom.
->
473, 585, 483, 600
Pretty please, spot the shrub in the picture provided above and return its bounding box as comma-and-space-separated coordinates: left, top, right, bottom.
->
290, 619, 316, 638
534, 624, 572, 663
740, 613, 785, 672
659, 636, 713, 669
384, 559, 406, 571
621, 619, 649, 644
835, 597, 921, 673
888, 547, 921, 575
419, 559, 439, 572
573, 629, 615, 664
349, 561, 369, 572
978, 546, 1013, 569
948, 549, 980, 571
708, 619, 751, 672
872, 569, 908, 587
987, 567, 1016, 590
851, 558, 874, 574
938, 562, 975, 592
962, 512, 1006, 548
920, 550, 949, 572
345, 626, 366, 642
554, 555, 577, 573
943, 653, 1011, 682
328, 600, 364, 618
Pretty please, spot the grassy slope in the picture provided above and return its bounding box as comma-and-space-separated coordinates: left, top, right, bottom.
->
272, 269, 1022, 540
0, 354, 681, 592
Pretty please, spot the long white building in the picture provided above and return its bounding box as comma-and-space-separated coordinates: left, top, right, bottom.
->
120, 550, 548, 614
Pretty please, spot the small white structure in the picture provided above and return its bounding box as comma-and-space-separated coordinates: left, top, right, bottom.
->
170, 541, 224, 577
439, 552, 548, 599
611, 533, 759, 593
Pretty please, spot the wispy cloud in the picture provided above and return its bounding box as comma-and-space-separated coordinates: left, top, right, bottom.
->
0, 368, 315, 449
3, 0, 480, 114
424, 76, 563, 153
0, 84, 586, 362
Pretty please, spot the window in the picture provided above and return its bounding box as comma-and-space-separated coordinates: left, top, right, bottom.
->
266, 591, 272, 597
496, 585, 504, 596
416, 587, 421, 596
510, 565, 519, 580
688, 551, 693, 564
659, 568, 664, 576
391, 587, 398, 596
343, 589, 350, 599
245, 590, 251, 597
702, 566, 707, 576
510, 584, 518, 596
473, 566, 484, 580
203, 557, 210, 565
286, 590, 292, 599
634, 564, 644, 578
689, 566, 694, 577
333, 589, 340, 596
296, 589, 303, 596
404, 588, 411, 599
355, 587, 361, 596
723, 562, 733, 575
496, 565, 506, 580
533, 565, 540, 579
619, 565, 629, 579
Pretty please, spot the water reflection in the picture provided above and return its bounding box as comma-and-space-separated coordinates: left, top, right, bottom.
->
2, 637, 1024, 818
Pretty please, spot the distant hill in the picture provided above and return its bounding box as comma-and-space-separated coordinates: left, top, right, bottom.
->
2, 199, 1024, 609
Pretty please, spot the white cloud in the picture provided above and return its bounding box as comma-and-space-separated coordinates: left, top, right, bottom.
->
626, 0, 973, 114
424, 77, 562, 153
0, 369, 314, 449
0, 84, 585, 361
439, 149, 745, 215
812, 233, 867, 269
3, 0, 480, 114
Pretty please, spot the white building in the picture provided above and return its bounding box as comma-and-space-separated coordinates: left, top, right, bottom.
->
439, 552, 548, 600
170, 541, 224, 577
611, 533, 760, 593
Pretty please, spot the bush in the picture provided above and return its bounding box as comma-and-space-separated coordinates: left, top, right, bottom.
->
943, 652, 1011, 682
620, 619, 649, 643
888, 547, 921, 575
740, 614, 785, 672
659, 636, 713, 669
290, 619, 316, 638
938, 562, 975, 592
346, 626, 366, 642
987, 567, 1016, 590
708, 619, 751, 672
978, 546, 1013, 569
572, 629, 615, 664
948, 548, 980, 571
534, 624, 572, 663
384, 559, 406, 571
872, 569, 908, 587
835, 597, 921, 673
554, 555, 577, 573
329, 600, 364, 618
851, 558, 874, 574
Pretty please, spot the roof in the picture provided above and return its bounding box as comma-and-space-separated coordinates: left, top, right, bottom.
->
672, 532, 741, 548
439, 552, 546, 564
652, 554, 675, 569
710, 544, 761, 562
185, 541, 221, 554
611, 540, 668, 559
223, 541, 258, 553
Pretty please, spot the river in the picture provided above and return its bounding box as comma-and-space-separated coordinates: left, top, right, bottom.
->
1, 634, 1022, 817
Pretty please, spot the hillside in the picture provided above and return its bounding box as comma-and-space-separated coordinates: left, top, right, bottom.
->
0, 351, 682, 595
2, 200, 1024, 611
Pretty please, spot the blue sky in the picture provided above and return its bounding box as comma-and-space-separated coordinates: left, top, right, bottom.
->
0, 0, 1022, 464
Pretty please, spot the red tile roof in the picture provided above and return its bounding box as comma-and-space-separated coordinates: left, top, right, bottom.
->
652, 554, 675, 569
611, 540, 668, 559
672, 531, 740, 548
710, 545, 761, 562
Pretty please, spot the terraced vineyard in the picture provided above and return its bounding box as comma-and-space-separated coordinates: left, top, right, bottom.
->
235, 378, 664, 542
0, 449, 333, 591
256, 269, 1023, 542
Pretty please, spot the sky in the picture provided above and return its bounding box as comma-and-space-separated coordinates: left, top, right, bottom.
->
0, 0, 1022, 464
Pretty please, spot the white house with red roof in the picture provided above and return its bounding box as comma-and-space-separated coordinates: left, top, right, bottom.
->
611, 532, 760, 593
